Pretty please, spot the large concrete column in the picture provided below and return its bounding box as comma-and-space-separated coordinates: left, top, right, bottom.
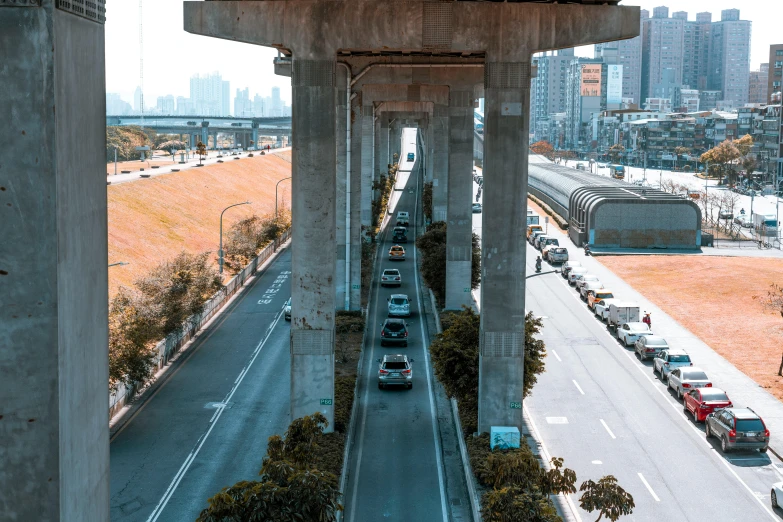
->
1, 5, 109, 520
445, 91, 474, 310
335, 71, 348, 309
432, 104, 449, 222
290, 57, 336, 429
360, 103, 375, 237
252, 125, 259, 150
379, 120, 390, 177
478, 61, 532, 433
201, 122, 209, 147
425, 124, 434, 184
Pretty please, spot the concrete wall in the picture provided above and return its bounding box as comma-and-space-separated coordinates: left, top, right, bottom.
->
0, 5, 109, 521
591, 201, 701, 248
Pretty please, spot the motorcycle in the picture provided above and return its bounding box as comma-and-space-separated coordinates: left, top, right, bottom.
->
535, 260, 542, 273
584, 244, 591, 256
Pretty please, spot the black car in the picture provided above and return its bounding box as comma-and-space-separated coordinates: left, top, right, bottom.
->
392, 226, 408, 243
380, 318, 408, 346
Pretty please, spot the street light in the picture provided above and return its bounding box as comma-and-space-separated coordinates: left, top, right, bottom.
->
219, 201, 251, 274
108, 262, 128, 267
275, 176, 292, 218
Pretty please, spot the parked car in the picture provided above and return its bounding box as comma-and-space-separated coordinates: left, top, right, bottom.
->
406, 152, 415, 162
472, 203, 482, 213
284, 297, 291, 321
388, 245, 406, 261
616, 322, 652, 346
561, 261, 582, 279
396, 211, 410, 227
378, 353, 413, 389
580, 281, 605, 301
533, 234, 551, 250
392, 226, 408, 243
719, 210, 734, 220
575, 274, 600, 291
529, 230, 546, 246
387, 294, 410, 317
771, 482, 783, 509
587, 289, 614, 310
546, 247, 569, 264
607, 302, 641, 331
705, 407, 769, 453
527, 224, 544, 239
380, 318, 409, 346
653, 349, 693, 381
539, 237, 559, 251
684, 387, 732, 422
667, 367, 712, 399
576, 163, 586, 171
381, 268, 402, 287
634, 335, 669, 360
593, 298, 619, 321
568, 267, 589, 286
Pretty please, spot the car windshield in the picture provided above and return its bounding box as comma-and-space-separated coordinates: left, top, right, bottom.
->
384, 361, 407, 370
391, 247, 403, 252
646, 337, 667, 346
385, 322, 405, 331
700, 390, 729, 401
596, 292, 613, 298
669, 354, 691, 362
390, 298, 408, 305
736, 419, 765, 432
683, 371, 708, 380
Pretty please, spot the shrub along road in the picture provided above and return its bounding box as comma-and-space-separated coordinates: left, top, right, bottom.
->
109, 247, 293, 522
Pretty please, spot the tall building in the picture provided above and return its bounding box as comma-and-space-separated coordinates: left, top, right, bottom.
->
594, 19, 643, 106
682, 12, 712, 91
190, 72, 231, 116
673, 87, 700, 112
641, 7, 685, 103
133, 86, 144, 114
106, 93, 132, 115
769, 44, 783, 102
699, 90, 722, 111
565, 58, 603, 150
156, 95, 175, 115
531, 48, 574, 140
253, 94, 266, 117
271, 86, 283, 117
708, 9, 752, 107
234, 88, 252, 117
749, 64, 769, 104
176, 96, 195, 116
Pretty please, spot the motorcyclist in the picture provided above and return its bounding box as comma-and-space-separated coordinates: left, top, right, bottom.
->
740, 208, 746, 215
535, 256, 542, 272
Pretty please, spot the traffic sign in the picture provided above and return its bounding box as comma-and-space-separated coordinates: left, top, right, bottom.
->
320, 398, 333, 406
510, 401, 522, 409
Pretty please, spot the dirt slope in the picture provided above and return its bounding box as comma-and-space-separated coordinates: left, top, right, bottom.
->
108, 153, 292, 298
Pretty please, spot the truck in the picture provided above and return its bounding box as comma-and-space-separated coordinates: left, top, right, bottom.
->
753, 214, 778, 237
546, 247, 569, 264
611, 164, 625, 180
607, 302, 641, 331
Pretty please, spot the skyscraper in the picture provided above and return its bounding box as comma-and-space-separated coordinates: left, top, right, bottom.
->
190, 72, 231, 116
133, 86, 144, 114
594, 17, 642, 107
708, 9, 752, 108
641, 6, 685, 103
682, 12, 712, 91
749, 64, 769, 104
271, 86, 283, 117
156, 95, 175, 115
768, 44, 783, 102
531, 48, 574, 140
565, 58, 603, 149
234, 88, 252, 117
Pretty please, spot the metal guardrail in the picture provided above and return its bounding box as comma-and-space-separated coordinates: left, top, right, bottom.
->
109, 229, 291, 417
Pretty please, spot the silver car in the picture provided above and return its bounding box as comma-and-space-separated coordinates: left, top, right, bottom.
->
576, 274, 600, 291
580, 281, 604, 300
568, 267, 589, 286
653, 349, 693, 381
616, 322, 652, 346
668, 367, 712, 400
561, 260, 582, 279
387, 294, 411, 317
284, 297, 291, 321
634, 335, 669, 361
377, 354, 413, 389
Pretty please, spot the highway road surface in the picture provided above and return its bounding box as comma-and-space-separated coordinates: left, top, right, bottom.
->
110, 247, 293, 522
343, 129, 449, 522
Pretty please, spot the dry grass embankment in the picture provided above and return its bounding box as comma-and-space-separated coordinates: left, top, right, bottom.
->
598, 256, 783, 400
108, 152, 292, 298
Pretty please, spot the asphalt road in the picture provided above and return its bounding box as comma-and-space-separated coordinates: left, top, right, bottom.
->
110, 247, 293, 522
343, 129, 449, 522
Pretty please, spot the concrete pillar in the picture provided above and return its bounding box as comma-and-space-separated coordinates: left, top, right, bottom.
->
201, 123, 209, 147
1, 6, 109, 521
432, 104, 449, 222
425, 124, 434, 183
478, 61, 532, 433
445, 91, 474, 310
374, 117, 382, 188
360, 104, 374, 237
379, 120, 390, 177
252, 126, 259, 150
290, 57, 336, 429
189, 134, 195, 149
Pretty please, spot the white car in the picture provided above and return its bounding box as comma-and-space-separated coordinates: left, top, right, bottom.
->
561, 261, 582, 279
568, 267, 589, 286
381, 268, 402, 287
387, 294, 411, 317
593, 298, 619, 321
534, 235, 551, 250
580, 281, 604, 300
667, 367, 712, 400
576, 274, 600, 291
771, 482, 783, 509
616, 322, 652, 346
653, 349, 693, 381
284, 297, 291, 321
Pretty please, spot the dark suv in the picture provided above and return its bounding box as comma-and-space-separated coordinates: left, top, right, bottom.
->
705, 407, 769, 453
392, 226, 408, 243
380, 318, 408, 346
377, 354, 413, 389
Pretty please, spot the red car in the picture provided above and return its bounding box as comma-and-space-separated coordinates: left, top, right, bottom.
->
683, 387, 733, 423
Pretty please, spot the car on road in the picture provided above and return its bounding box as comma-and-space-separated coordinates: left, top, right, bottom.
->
634, 335, 669, 360
472, 203, 482, 213
771, 482, 783, 509
392, 226, 408, 243
667, 367, 712, 399
719, 210, 734, 220
539, 237, 559, 251
575, 274, 600, 291
533, 233, 551, 249
387, 294, 410, 317
380, 318, 409, 346
587, 289, 613, 309
388, 245, 406, 261
706, 407, 769, 453
407, 152, 415, 162
593, 298, 619, 321
377, 354, 413, 389
598, 163, 608, 170
684, 387, 732, 422
381, 268, 402, 287
568, 267, 589, 286
561, 261, 582, 279
546, 247, 569, 264
284, 297, 291, 321
653, 349, 693, 381
734, 214, 748, 225
580, 281, 605, 301
616, 322, 652, 346
396, 211, 410, 227
529, 230, 546, 246
527, 224, 543, 239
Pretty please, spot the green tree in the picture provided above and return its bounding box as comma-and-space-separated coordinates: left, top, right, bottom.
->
700, 139, 740, 184
523, 312, 547, 398
579, 475, 635, 522
197, 413, 343, 522
482, 487, 561, 522
429, 306, 480, 401
422, 181, 433, 222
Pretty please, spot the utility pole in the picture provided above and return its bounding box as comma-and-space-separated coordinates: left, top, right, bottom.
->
219, 201, 251, 274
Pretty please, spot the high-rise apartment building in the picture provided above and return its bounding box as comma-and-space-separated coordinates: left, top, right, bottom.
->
682, 12, 712, 91
106, 93, 132, 115
271, 86, 283, 117
133, 86, 144, 114
565, 58, 603, 149
234, 88, 252, 117
749, 64, 769, 104
190, 72, 231, 116
769, 44, 783, 102
594, 18, 642, 106
176, 96, 195, 116
641, 7, 685, 103
708, 9, 752, 107
156, 95, 175, 115
531, 48, 574, 140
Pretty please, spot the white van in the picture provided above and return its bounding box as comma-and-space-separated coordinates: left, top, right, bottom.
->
608, 302, 641, 331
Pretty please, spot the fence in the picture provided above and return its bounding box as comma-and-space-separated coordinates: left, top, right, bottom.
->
109, 229, 291, 418
702, 219, 782, 250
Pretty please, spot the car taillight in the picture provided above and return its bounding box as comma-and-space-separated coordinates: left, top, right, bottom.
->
729, 429, 736, 440
402, 369, 411, 375
404, 331, 408, 337
705, 383, 712, 387
381, 331, 385, 337
682, 383, 691, 388
379, 369, 389, 375
395, 277, 400, 280
664, 363, 670, 367
765, 429, 770, 437
646, 348, 655, 352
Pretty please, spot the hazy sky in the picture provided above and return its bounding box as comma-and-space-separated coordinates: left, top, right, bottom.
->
105, 0, 777, 107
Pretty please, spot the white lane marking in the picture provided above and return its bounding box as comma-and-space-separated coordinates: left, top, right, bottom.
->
591, 460, 603, 465
637, 473, 660, 502
546, 417, 569, 424
146, 309, 285, 522
551, 349, 562, 362
525, 404, 583, 522
572, 380, 585, 395
600, 419, 616, 440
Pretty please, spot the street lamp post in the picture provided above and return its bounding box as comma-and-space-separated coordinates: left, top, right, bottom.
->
275, 176, 292, 218
219, 201, 251, 274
